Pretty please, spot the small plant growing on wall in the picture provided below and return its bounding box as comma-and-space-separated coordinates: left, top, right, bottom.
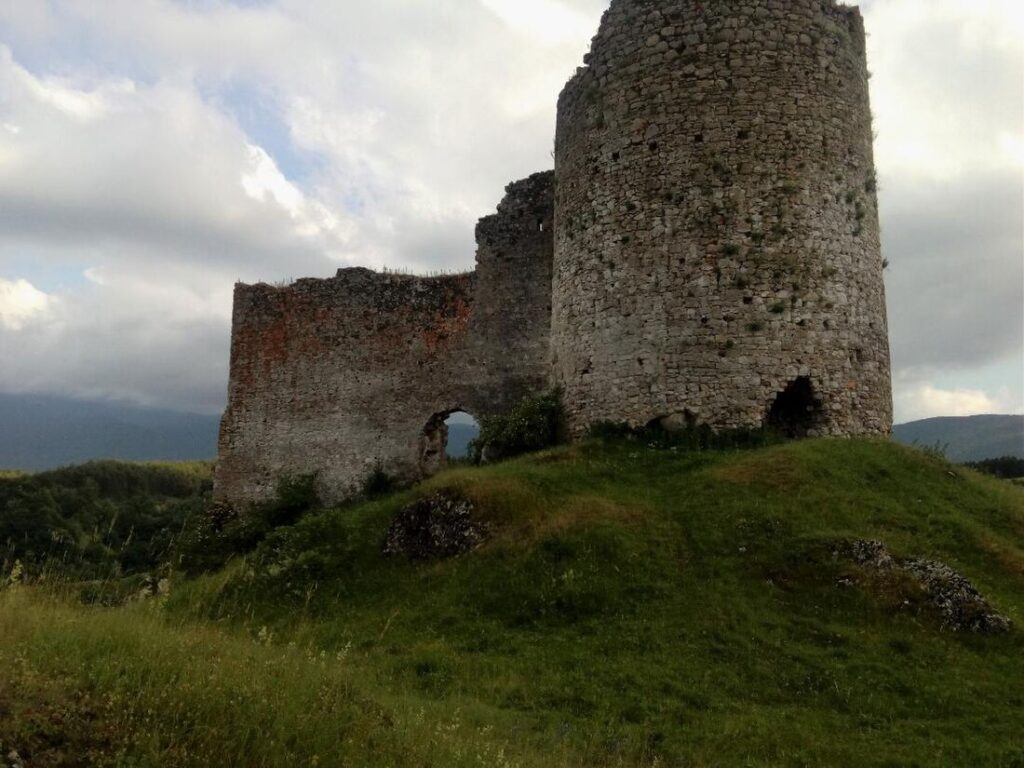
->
865, 170, 878, 194
469, 390, 563, 464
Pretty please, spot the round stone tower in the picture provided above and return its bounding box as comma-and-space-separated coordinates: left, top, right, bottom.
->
552, 0, 892, 437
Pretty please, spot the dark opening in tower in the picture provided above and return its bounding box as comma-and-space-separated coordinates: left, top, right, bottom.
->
418, 410, 480, 476
767, 377, 825, 438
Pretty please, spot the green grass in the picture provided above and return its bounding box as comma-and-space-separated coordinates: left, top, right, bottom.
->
2, 438, 1023, 767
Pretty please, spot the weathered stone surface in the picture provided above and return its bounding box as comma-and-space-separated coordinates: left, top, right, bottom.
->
552, 0, 892, 437
215, 173, 554, 505
215, 0, 894, 509
835, 540, 1011, 634
383, 492, 488, 560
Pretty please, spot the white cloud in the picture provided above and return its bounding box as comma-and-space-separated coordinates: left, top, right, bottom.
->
895, 383, 1018, 423
866, 0, 1024, 181
479, 0, 596, 44
0, 278, 53, 330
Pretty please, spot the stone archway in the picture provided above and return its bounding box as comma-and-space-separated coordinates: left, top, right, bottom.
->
418, 409, 481, 476
766, 377, 826, 438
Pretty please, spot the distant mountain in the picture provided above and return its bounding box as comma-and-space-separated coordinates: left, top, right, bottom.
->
447, 423, 480, 459
0, 393, 220, 471
893, 415, 1024, 462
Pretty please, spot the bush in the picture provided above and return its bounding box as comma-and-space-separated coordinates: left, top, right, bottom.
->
469, 390, 562, 464
964, 457, 1024, 480
361, 462, 398, 498
174, 474, 319, 576
589, 420, 782, 451
262, 474, 319, 528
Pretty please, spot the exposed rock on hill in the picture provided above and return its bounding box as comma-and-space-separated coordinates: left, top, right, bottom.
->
383, 492, 489, 560
835, 539, 1011, 634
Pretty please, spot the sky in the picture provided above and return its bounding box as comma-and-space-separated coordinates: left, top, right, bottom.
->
0, 0, 1021, 424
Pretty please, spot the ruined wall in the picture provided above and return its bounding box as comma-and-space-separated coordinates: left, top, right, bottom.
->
552, 0, 892, 436
215, 172, 554, 506
217, 0, 896, 507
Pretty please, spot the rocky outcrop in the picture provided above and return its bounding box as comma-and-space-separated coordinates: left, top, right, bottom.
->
835, 540, 1011, 634
383, 492, 489, 561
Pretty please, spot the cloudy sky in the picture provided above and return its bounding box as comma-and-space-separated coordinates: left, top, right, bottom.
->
0, 0, 1021, 423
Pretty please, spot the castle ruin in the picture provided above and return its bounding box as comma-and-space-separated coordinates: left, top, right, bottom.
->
215, 0, 893, 507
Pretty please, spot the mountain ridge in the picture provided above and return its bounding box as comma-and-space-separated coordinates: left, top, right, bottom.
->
0, 393, 220, 470
892, 414, 1023, 462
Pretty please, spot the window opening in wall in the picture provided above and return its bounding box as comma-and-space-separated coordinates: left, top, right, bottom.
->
418, 410, 480, 476
766, 377, 825, 438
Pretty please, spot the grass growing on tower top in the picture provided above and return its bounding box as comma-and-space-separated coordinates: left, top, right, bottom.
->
3, 437, 1024, 767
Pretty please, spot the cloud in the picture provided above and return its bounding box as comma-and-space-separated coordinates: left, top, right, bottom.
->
868, 0, 1024, 181
0, 0, 1020, 420
0, 278, 52, 330
895, 383, 1017, 424
864, 0, 1024, 415
0, 0, 602, 411
883, 170, 1023, 372
479, 0, 596, 44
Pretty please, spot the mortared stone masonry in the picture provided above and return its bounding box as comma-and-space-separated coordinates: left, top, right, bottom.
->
215, 0, 892, 507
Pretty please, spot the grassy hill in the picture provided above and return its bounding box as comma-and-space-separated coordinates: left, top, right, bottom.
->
1, 438, 1023, 767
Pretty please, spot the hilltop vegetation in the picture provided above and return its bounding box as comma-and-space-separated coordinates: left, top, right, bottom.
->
1, 439, 1023, 767
0, 461, 212, 582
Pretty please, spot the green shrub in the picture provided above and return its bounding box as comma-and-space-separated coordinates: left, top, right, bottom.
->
589, 420, 782, 451
174, 474, 319, 576
587, 421, 636, 440
362, 462, 398, 498
964, 457, 1024, 480
469, 390, 563, 464
263, 474, 319, 528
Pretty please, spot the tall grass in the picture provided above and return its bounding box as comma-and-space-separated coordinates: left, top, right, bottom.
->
0, 588, 558, 768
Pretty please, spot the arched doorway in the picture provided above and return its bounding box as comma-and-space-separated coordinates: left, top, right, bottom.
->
766, 377, 825, 438
418, 410, 481, 476
445, 411, 480, 461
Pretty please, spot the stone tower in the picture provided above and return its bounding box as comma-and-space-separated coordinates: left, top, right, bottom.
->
551, 0, 892, 437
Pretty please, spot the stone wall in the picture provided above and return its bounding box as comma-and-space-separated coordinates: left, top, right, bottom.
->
551, 0, 892, 437
215, 172, 554, 506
